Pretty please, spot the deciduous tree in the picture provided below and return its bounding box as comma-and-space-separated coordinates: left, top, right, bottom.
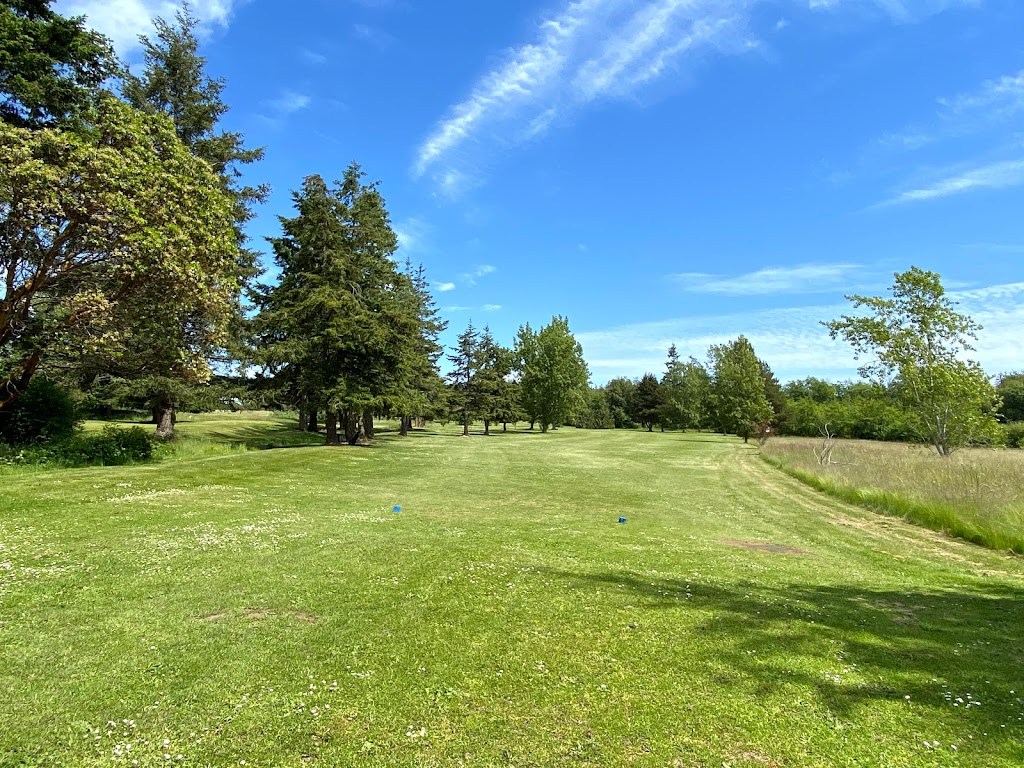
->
708, 336, 773, 442
825, 267, 1000, 455
1, 97, 237, 414
518, 316, 589, 433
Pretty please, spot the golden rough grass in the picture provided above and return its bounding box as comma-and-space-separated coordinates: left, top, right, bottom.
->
762, 437, 1024, 552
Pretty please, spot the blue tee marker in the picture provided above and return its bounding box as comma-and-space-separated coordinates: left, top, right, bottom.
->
618, 517, 627, 524
393, 505, 402, 513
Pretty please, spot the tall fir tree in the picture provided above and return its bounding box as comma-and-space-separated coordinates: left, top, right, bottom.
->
0, 0, 117, 129
447, 322, 481, 436
255, 166, 409, 445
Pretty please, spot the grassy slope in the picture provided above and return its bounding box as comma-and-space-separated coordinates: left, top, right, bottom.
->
2, 419, 1023, 767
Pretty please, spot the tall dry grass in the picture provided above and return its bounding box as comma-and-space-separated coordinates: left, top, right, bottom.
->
762, 437, 1024, 553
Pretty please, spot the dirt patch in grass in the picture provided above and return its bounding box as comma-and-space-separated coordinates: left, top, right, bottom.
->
722, 539, 807, 555
199, 611, 230, 622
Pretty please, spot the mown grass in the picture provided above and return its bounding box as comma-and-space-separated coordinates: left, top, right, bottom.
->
762, 437, 1024, 554
2, 417, 1024, 766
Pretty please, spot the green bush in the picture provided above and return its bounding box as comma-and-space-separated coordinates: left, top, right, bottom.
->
1004, 422, 1024, 449
0, 378, 80, 445
0, 426, 155, 467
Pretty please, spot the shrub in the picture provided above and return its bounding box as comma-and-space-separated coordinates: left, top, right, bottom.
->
1004, 422, 1024, 449
0, 378, 80, 445
55, 426, 155, 466
0, 426, 156, 468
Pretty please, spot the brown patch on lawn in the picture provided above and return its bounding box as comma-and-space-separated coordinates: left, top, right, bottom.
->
242, 608, 319, 623
199, 611, 229, 622
722, 539, 807, 555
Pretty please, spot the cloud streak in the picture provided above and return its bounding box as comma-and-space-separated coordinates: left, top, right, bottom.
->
414, 0, 976, 192
672, 263, 863, 295
880, 159, 1024, 206
414, 0, 751, 186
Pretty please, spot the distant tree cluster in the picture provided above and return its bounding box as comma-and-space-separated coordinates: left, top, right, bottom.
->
578, 336, 778, 443
446, 316, 590, 435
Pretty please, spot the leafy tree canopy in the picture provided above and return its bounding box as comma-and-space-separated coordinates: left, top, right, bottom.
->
825, 266, 1000, 455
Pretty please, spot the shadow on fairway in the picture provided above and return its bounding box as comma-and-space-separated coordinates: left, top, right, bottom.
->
543, 567, 1024, 759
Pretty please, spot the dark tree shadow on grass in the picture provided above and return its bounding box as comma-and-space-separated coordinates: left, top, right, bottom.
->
541, 567, 1024, 761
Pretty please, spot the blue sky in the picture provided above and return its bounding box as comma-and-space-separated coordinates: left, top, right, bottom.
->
58, 0, 1024, 384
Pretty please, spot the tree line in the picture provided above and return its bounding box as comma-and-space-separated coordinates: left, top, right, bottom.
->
576, 268, 1016, 455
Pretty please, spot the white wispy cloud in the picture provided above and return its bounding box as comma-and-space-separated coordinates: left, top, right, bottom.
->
394, 217, 431, 254
482, 304, 503, 311
460, 264, 497, 287
868, 67, 1024, 205
671, 263, 863, 295
300, 47, 328, 65
55, 0, 242, 54
414, 0, 976, 192
265, 90, 311, 115
414, 0, 752, 187
940, 69, 1024, 122
435, 282, 456, 292
880, 159, 1024, 206
578, 280, 1024, 384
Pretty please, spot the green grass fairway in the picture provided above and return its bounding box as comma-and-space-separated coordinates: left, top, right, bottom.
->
2, 420, 1023, 766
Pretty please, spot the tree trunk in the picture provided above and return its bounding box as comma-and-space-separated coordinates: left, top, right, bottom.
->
484, 419, 490, 436
502, 421, 507, 432
462, 414, 469, 436
344, 410, 360, 445
298, 410, 308, 431
362, 409, 375, 440
154, 399, 175, 439
325, 409, 338, 445
541, 422, 549, 433
400, 416, 410, 437
307, 410, 319, 433
529, 419, 535, 430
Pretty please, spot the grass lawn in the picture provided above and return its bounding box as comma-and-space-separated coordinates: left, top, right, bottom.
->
2, 416, 1023, 766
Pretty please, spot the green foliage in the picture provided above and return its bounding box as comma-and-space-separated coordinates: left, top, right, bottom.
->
660, 352, 711, 431
255, 167, 433, 444
0, 0, 118, 128
631, 372, 663, 431
603, 377, 637, 429
574, 387, 615, 429
0, 95, 238, 412
2, 425, 153, 466
112, 5, 265, 436
708, 336, 773, 442
778, 382, 920, 443
1003, 422, 1024, 449
997, 373, 1024, 423
516, 316, 589, 433
826, 267, 1001, 455
0, 376, 78, 444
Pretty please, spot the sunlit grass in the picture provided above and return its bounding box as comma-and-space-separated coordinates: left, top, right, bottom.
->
762, 437, 1024, 553
2, 418, 1024, 766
